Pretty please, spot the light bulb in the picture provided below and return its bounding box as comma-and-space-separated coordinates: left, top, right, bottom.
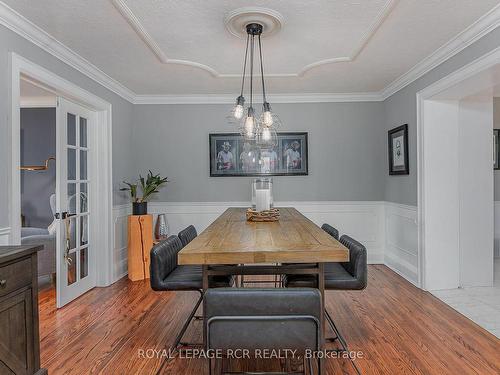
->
262, 111, 273, 126
233, 104, 244, 119
262, 127, 271, 141
244, 115, 255, 137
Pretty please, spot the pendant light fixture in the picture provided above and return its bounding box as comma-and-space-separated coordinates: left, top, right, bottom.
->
228, 23, 281, 148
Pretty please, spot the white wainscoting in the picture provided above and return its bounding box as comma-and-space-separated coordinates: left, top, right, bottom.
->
112, 201, 388, 283
384, 202, 419, 286
113, 204, 131, 281
495, 202, 500, 258
0, 227, 10, 245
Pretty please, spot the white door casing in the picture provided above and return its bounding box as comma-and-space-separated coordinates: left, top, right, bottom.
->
458, 96, 494, 287
9, 53, 114, 291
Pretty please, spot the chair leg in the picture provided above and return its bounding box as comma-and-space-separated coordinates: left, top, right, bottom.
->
173, 290, 204, 349
325, 309, 347, 348
324, 309, 362, 375
307, 357, 313, 375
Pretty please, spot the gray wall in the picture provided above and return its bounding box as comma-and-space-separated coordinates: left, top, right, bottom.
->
20, 108, 56, 227
384, 27, 500, 206
0, 24, 135, 229
495, 97, 500, 201
131, 102, 386, 202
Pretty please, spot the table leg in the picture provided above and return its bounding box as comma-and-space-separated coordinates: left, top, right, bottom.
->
202, 265, 209, 350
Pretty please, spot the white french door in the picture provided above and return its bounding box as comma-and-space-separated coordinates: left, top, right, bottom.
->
56, 97, 96, 307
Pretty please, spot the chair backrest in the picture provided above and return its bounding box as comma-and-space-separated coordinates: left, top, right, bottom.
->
178, 225, 197, 247
204, 288, 321, 352
49, 194, 56, 216
339, 235, 367, 289
150, 235, 183, 291
321, 223, 339, 240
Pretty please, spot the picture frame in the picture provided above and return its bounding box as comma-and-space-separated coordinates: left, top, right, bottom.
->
209, 132, 308, 177
494, 129, 500, 170
388, 124, 409, 175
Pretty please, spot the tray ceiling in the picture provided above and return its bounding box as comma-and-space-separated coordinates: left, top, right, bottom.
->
2, 0, 500, 96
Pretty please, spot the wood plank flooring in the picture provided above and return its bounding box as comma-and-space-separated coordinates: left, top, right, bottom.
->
38, 265, 500, 374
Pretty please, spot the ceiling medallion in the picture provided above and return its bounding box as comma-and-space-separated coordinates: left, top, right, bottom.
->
224, 7, 284, 39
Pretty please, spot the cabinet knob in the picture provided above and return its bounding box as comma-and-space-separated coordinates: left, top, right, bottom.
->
0, 279, 6, 288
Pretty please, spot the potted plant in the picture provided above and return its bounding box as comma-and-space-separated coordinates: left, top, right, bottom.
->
121, 171, 169, 215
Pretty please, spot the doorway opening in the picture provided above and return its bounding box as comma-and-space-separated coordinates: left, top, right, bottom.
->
418, 48, 500, 337
9, 53, 114, 307
19, 80, 57, 288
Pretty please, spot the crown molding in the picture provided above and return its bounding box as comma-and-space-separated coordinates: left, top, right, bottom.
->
133, 92, 384, 105
0, 1, 135, 102
380, 3, 500, 100
1, 1, 499, 105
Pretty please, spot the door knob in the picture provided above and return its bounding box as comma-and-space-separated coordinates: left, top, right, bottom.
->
0, 279, 6, 288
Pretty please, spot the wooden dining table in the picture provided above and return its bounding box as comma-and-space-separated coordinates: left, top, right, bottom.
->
178, 207, 349, 351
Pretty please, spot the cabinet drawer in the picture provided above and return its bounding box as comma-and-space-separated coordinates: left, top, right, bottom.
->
0, 257, 32, 297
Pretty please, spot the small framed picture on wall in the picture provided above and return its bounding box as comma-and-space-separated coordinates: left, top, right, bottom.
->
388, 124, 409, 175
494, 129, 500, 170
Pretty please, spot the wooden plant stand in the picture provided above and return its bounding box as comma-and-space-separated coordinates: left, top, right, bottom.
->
127, 214, 153, 281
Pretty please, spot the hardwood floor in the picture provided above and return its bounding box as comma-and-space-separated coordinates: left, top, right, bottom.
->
38, 265, 500, 374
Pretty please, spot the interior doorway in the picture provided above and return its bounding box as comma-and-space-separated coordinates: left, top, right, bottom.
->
9, 53, 114, 307
418, 64, 500, 290
417, 49, 500, 338
19, 80, 57, 289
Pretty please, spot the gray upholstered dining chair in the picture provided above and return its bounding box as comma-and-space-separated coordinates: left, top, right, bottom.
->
178, 225, 198, 247
204, 288, 322, 375
320, 223, 339, 240
150, 235, 234, 350
284, 225, 366, 374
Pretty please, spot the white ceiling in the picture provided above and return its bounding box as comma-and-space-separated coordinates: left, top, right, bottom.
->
3, 0, 500, 97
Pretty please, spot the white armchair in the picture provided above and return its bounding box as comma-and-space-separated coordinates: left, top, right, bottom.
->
21, 194, 56, 278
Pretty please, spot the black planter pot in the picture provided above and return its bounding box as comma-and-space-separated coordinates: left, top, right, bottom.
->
132, 202, 148, 215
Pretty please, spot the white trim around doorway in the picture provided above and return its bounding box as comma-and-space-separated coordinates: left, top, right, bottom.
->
9, 52, 114, 287
416, 46, 500, 290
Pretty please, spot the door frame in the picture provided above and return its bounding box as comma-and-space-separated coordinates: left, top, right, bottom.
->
416, 46, 500, 290
9, 52, 114, 287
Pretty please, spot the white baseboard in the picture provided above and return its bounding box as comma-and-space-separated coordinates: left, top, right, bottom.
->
0, 227, 10, 245
112, 201, 418, 286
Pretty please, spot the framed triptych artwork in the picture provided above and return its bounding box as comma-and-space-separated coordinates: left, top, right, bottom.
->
209, 132, 308, 177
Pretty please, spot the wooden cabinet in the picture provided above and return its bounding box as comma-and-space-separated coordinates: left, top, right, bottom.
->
127, 215, 154, 281
0, 246, 46, 375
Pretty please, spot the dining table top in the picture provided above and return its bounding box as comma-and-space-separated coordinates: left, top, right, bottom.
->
178, 207, 349, 265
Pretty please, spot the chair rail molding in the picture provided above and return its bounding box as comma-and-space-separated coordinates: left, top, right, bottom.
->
112, 201, 422, 285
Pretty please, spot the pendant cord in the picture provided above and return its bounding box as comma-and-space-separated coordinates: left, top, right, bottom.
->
240, 34, 250, 97
258, 34, 267, 104
250, 34, 254, 108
